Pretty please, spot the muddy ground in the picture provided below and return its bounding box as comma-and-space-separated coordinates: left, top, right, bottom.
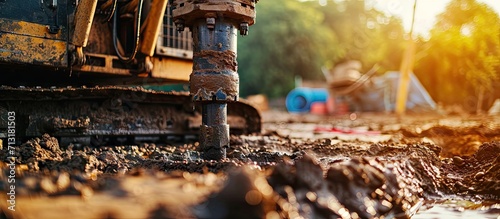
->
0, 111, 499, 218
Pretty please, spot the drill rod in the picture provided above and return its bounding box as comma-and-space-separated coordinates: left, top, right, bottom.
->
172, 0, 257, 160
192, 18, 237, 160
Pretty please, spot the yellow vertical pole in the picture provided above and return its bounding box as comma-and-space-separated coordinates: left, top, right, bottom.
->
395, 0, 417, 115
476, 86, 485, 114
395, 38, 416, 114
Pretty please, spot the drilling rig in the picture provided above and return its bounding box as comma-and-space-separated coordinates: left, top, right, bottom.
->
0, 0, 260, 160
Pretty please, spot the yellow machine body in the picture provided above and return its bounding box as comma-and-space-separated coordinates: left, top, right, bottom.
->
0, 0, 192, 86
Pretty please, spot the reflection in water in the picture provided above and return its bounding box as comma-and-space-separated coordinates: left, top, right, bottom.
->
413, 200, 500, 219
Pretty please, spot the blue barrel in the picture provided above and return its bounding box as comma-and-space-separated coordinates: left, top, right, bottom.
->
286, 88, 329, 113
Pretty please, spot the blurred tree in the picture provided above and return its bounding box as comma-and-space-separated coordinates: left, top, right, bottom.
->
314, 0, 406, 72
238, 0, 337, 98
237, 0, 406, 98
414, 0, 500, 110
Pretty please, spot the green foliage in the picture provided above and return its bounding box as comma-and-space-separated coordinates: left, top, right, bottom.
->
238, 0, 337, 98
238, 0, 406, 98
314, 1, 406, 71
414, 0, 500, 108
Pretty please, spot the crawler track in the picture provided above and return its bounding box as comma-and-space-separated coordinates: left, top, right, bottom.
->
0, 86, 261, 145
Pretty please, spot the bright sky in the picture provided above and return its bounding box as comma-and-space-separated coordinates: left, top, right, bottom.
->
367, 0, 500, 37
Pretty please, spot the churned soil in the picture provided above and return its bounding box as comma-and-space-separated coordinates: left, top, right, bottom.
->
0, 111, 499, 218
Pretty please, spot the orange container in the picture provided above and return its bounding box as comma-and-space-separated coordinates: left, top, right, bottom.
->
310, 102, 328, 115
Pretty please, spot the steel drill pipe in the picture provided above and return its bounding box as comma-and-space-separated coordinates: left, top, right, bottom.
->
200, 103, 229, 160
172, 0, 257, 160
192, 18, 237, 160
190, 18, 239, 102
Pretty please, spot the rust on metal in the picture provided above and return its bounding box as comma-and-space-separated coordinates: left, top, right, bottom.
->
171, 0, 259, 159
193, 50, 237, 72
42, 117, 91, 131
0, 32, 68, 67
190, 73, 239, 101
72, 53, 133, 75
199, 124, 229, 148
190, 50, 239, 101
72, 0, 98, 47
183, 0, 254, 6
172, 0, 256, 27
199, 123, 229, 160
0, 18, 61, 39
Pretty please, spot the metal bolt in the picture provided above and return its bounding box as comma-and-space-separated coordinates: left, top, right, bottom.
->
239, 22, 249, 36
175, 19, 185, 32
206, 18, 215, 29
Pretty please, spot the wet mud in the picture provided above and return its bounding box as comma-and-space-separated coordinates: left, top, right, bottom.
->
0, 112, 499, 218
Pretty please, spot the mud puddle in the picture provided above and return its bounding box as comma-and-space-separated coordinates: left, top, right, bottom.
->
0, 111, 499, 218
414, 200, 500, 219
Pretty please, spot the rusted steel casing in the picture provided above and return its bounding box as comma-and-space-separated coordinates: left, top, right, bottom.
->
191, 18, 237, 160
171, 0, 256, 28
172, 0, 257, 160
190, 19, 239, 102
172, 0, 256, 101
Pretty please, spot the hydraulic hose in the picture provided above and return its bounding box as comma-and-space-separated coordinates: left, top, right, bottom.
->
112, 0, 144, 63
103, 0, 117, 22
